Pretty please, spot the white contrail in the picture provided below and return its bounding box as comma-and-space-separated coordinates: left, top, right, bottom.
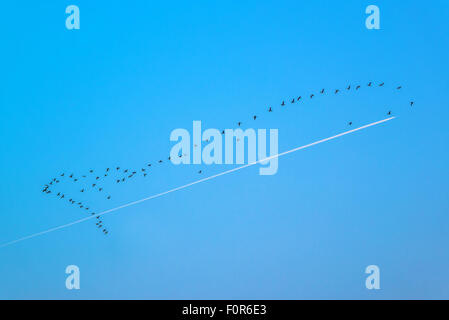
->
0, 117, 395, 248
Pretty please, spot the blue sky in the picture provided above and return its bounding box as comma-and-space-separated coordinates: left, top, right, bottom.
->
0, 1, 448, 299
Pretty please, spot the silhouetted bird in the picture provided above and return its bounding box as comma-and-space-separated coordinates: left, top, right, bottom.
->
90, 170, 93, 173
221, 130, 225, 134
347, 85, 351, 90
253, 115, 257, 120
281, 101, 285, 106
106, 168, 109, 172
291, 98, 295, 103
335, 89, 339, 94
116, 167, 120, 170
159, 160, 163, 163
107, 196, 111, 200
198, 170, 202, 174
147, 164, 151, 167
297, 96, 302, 101
320, 89, 325, 94
69, 174, 73, 178
144, 173, 147, 177
60, 173, 64, 177
348, 122, 352, 126
397, 86, 402, 90
410, 101, 414, 106
141, 168, 145, 172
74, 178, 78, 182
379, 82, 384, 87
268, 107, 273, 112
368, 82, 372, 87
92, 184, 96, 187
356, 85, 361, 90
387, 111, 392, 115
124, 169, 128, 173
310, 94, 314, 99
99, 188, 103, 191
80, 189, 84, 193
96, 176, 99, 180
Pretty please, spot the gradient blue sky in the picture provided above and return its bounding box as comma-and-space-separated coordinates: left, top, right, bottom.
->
0, 1, 448, 299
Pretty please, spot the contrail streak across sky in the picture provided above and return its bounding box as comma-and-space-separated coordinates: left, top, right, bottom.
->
0, 117, 395, 248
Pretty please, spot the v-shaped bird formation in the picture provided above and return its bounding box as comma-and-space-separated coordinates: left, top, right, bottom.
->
42, 81, 415, 235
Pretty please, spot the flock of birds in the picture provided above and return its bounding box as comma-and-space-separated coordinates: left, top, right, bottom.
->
42, 81, 415, 235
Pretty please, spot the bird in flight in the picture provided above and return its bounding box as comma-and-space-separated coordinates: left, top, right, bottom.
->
356, 85, 361, 90
347, 85, 351, 90
379, 82, 385, 87
410, 101, 414, 106
198, 170, 202, 174
397, 86, 402, 90
320, 89, 325, 94
238, 122, 242, 127
253, 115, 257, 120
348, 122, 352, 126
80, 189, 84, 193
268, 107, 273, 112
367, 82, 372, 87
281, 101, 285, 106
107, 196, 111, 200
387, 111, 392, 115
297, 96, 302, 101
335, 89, 339, 94
310, 94, 314, 99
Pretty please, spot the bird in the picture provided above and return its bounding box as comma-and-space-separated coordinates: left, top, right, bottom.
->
92, 184, 96, 187
69, 174, 73, 178
89, 170, 93, 173
124, 169, 128, 173
410, 101, 414, 106
168, 156, 171, 161
297, 96, 302, 101
144, 173, 147, 177
96, 176, 99, 180
387, 111, 392, 115
320, 89, 325, 94
122, 178, 125, 182
198, 170, 202, 174
397, 86, 402, 90
147, 164, 152, 167
281, 101, 285, 106
141, 168, 145, 172
237, 122, 242, 127
99, 188, 103, 191
107, 196, 111, 200
57, 192, 61, 196
335, 89, 339, 94
60, 173, 64, 177
61, 195, 64, 199
310, 94, 314, 99
347, 85, 351, 90
368, 82, 372, 87
291, 98, 295, 103
253, 115, 257, 120
116, 179, 120, 183
356, 85, 361, 90
268, 107, 273, 112
106, 168, 109, 172
379, 82, 385, 87
221, 130, 225, 134
80, 189, 84, 193
159, 160, 163, 163
116, 167, 120, 170
348, 122, 352, 126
